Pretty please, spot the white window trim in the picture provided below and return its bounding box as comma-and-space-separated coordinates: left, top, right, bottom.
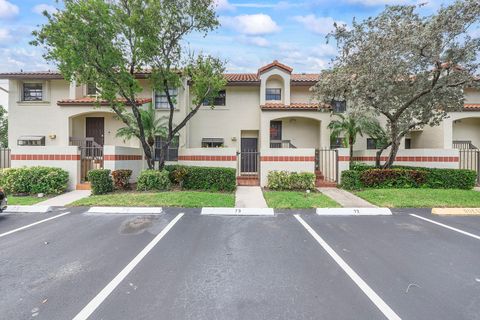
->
17, 80, 50, 104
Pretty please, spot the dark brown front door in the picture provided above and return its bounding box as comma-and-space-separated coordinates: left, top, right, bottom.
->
86, 117, 105, 146
240, 138, 258, 173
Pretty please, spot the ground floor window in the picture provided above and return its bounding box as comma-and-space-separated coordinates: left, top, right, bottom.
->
201, 138, 224, 148
367, 138, 378, 150
405, 138, 411, 149
155, 136, 179, 161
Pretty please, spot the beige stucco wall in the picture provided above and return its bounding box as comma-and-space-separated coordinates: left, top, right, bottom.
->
452, 117, 480, 148
187, 86, 261, 150
291, 86, 314, 103
272, 117, 320, 149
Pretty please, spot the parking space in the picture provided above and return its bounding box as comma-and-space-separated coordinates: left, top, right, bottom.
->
0, 208, 479, 319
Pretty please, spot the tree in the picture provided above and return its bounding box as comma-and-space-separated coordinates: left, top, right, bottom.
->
314, 0, 480, 168
328, 111, 382, 169
116, 103, 167, 158
32, 0, 226, 169
0, 105, 7, 147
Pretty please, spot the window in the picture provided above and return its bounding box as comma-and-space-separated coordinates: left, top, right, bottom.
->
154, 136, 179, 161
17, 136, 45, 146
266, 88, 281, 101
202, 138, 224, 148
203, 90, 226, 106
331, 100, 347, 113
154, 88, 177, 109
367, 138, 378, 150
86, 83, 97, 95
330, 137, 344, 149
22, 83, 43, 101
405, 138, 411, 149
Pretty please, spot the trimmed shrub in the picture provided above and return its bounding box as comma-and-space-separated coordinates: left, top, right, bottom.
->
350, 162, 373, 172
393, 166, 477, 190
112, 169, 132, 190
0, 167, 69, 195
360, 169, 427, 188
137, 170, 171, 191
165, 165, 236, 192
88, 169, 113, 195
267, 171, 316, 191
341, 170, 363, 190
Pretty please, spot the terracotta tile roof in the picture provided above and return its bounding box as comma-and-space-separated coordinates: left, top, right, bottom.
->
224, 73, 259, 83
57, 97, 152, 106
261, 102, 330, 111
258, 60, 293, 75
291, 73, 320, 82
464, 103, 480, 110
0, 71, 64, 79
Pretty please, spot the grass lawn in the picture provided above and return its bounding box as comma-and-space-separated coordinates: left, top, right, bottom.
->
263, 191, 341, 209
69, 191, 235, 208
355, 188, 480, 208
6, 196, 47, 205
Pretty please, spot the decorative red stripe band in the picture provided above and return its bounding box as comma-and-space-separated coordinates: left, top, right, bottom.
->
261, 156, 315, 162
11, 154, 80, 161
104, 155, 143, 161
349, 156, 459, 162
179, 155, 237, 161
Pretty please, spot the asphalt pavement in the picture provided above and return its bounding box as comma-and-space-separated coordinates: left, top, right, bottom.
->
0, 207, 479, 320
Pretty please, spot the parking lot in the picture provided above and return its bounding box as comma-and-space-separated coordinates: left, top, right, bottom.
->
1, 207, 479, 320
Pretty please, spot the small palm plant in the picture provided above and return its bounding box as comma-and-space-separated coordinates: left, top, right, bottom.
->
116, 103, 168, 163
328, 111, 383, 169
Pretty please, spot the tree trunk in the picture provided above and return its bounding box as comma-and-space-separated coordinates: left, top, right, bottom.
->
375, 143, 390, 168
383, 139, 400, 168
157, 141, 171, 171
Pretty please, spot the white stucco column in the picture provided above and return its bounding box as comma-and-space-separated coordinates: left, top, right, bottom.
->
443, 118, 453, 149
259, 112, 271, 150
320, 120, 330, 148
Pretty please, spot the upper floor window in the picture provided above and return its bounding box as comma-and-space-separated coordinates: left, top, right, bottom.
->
203, 90, 226, 106
266, 88, 281, 101
22, 83, 43, 101
86, 83, 97, 96
155, 88, 177, 109
331, 100, 346, 113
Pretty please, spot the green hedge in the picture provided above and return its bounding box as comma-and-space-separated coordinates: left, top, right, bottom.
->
88, 169, 113, 195
165, 165, 236, 192
267, 171, 316, 191
342, 166, 477, 190
0, 167, 69, 195
137, 170, 171, 191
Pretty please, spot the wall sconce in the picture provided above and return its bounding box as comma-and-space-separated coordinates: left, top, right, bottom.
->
48, 134, 56, 139
289, 118, 297, 123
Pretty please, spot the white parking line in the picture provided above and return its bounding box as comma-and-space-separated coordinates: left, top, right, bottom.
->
0, 211, 71, 239
72, 213, 184, 320
410, 214, 480, 241
294, 215, 401, 320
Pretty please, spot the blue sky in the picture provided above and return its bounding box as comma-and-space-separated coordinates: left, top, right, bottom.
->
0, 0, 461, 74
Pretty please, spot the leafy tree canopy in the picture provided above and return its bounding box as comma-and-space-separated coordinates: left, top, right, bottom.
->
314, 0, 480, 167
0, 105, 7, 148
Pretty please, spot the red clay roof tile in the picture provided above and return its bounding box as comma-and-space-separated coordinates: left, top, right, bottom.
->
257, 60, 294, 75
261, 102, 330, 111
57, 97, 152, 106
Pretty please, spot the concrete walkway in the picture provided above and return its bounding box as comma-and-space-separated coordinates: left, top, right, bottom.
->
36, 190, 91, 207
235, 186, 268, 208
318, 187, 376, 208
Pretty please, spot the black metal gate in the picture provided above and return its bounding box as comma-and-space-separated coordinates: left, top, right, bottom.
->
459, 149, 480, 184
316, 149, 339, 182
238, 151, 260, 174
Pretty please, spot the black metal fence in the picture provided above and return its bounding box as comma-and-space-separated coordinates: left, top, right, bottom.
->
316, 149, 339, 182
459, 149, 480, 184
0, 148, 10, 169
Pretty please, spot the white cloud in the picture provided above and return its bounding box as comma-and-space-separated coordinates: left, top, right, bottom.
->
294, 15, 346, 35
33, 4, 57, 15
0, 0, 19, 19
234, 1, 301, 9
221, 14, 281, 35
213, 0, 235, 11
346, 0, 410, 5
243, 36, 270, 47
0, 28, 11, 42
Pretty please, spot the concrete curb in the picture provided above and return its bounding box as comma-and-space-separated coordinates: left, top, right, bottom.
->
316, 208, 392, 216
201, 208, 275, 216
432, 208, 480, 216
87, 207, 163, 214
3, 205, 53, 213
